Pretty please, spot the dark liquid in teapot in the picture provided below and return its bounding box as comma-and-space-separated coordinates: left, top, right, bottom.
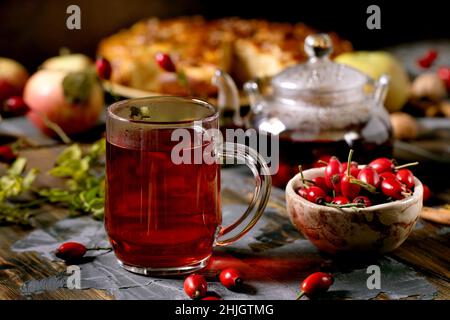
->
272, 123, 393, 188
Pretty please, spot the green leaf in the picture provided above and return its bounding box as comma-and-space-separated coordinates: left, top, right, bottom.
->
56, 144, 82, 164
0, 156, 39, 225
92, 207, 104, 220
0, 176, 22, 201
177, 71, 189, 87
8, 157, 27, 176
49, 157, 89, 178
88, 138, 106, 159
62, 71, 95, 104
1, 138, 107, 226
39, 189, 73, 203
23, 168, 39, 189
82, 187, 99, 203
0, 203, 33, 225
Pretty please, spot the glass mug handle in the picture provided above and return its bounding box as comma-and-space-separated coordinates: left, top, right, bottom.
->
215, 142, 271, 246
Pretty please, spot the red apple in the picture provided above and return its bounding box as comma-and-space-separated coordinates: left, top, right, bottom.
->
0, 57, 29, 103
24, 69, 104, 136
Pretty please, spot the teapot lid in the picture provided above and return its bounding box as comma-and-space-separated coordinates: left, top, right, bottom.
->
271, 34, 368, 98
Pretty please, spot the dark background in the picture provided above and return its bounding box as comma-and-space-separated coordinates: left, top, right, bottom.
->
0, 0, 448, 70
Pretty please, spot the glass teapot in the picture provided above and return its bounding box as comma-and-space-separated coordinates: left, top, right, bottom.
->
214, 34, 393, 187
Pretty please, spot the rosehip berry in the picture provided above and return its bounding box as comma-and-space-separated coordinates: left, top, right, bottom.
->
0, 79, 17, 102
332, 179, 342, 194
0, 145, 17, 163
184, 274, 207, 299
155, 52, 176, 72
311, 176, 329, 191
313, 155, 332, 168
341, 161, 359, 177
396, 169, 415, 190
324, 157, 342, 187
340, 149, 360, 200
417, 49, 438, 69
437, 66, 450, 90
357, 167, 380, 188
55, 242, 87, 262
96, 57, 112, 80
340, 175, 360, 200
306, 186, 327, 205
368, 157, 395, 174
273, 162, 292, 187
219, 268, 243, 289
297, 187, 308, 198
4, 96, 30, 116
54, 242, 110, 262
331, 196, 350, 205
422, 184, 431, 203
379, 171, 396, 181
369, 158, 418, 174
353, 196, 372, 207
297, 272, 334, 299
381, 178, 409, 200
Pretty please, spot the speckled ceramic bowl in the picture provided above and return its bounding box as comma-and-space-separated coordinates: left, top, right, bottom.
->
286, 167, 423, 254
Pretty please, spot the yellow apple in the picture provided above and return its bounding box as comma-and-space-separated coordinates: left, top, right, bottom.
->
41, 53, 93, 73
335, 51, 410, 112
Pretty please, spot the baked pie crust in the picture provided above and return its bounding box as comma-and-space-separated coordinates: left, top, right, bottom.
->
98, 17, 352, 97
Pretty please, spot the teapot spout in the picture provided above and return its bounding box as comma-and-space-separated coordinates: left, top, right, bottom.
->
212, 69, 242, 126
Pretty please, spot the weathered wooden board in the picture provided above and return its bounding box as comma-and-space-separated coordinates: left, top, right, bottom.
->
0, 146, 113, 300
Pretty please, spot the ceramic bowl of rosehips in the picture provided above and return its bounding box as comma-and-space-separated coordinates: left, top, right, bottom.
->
286, 150, 423, 255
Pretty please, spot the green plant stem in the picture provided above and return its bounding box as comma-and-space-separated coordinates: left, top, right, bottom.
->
296, 291, 305, 300
298, 165, 314, 187
349, 178, 377, 193
298, 165, 305, 181
347, 149, 354, 176
395, 162, 419, 170
86, 247, 112, 251
34, 110, 72, 144
325, 202, 366, 208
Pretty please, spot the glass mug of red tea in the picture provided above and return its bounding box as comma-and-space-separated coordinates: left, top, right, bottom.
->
106, 96, 271, 275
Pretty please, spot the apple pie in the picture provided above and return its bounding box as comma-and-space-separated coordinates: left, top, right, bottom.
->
97, 17, 352, 97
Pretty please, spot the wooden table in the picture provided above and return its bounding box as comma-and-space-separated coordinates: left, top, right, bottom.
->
0, 128, 449, 300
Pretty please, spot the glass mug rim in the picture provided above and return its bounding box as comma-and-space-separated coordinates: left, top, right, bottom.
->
107, 96, 219, 126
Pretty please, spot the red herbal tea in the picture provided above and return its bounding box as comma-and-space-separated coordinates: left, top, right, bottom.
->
106, 136, 220, 269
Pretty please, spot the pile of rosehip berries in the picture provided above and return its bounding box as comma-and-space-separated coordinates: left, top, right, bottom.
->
55, 242, 335, 300
297, 149, 430, 208
184, 270, 334, 300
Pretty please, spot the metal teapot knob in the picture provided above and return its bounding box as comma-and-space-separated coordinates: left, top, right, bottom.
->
304, 34, 333, 62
